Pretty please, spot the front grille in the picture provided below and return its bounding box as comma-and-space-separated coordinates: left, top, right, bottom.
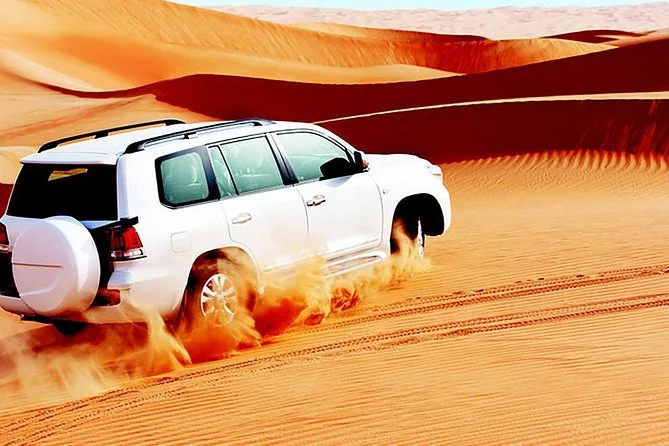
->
0, 253, 19, 297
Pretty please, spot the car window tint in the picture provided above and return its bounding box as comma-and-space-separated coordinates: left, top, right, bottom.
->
159, 152, 209, 206
209, 146, 237, 197
276, 132, 351, 182
7, 165, 117, 220
220, 137, 284, 194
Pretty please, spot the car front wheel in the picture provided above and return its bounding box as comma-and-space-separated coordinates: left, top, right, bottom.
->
391, 215, 425, 258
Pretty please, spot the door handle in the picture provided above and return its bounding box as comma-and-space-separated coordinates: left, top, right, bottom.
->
231, 213, 252, 224
306, 195, 326, 207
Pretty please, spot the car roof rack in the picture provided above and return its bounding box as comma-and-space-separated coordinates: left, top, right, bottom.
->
124, 118, 275, 154
37, 119, 185, 153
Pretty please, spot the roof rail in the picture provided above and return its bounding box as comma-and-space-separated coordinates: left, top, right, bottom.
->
124, 118, 275, 154
37, 119, 185, 153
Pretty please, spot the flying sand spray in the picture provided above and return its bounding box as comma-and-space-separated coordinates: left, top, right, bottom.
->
0, 227, 428, 412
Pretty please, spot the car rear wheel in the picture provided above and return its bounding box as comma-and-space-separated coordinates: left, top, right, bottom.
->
179, 259, 256, 330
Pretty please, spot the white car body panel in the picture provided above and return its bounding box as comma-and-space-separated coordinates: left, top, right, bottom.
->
0, 120, 451, 324
294, 172, 383, 259
220, 187, 308, 272
366, 153, 452, 244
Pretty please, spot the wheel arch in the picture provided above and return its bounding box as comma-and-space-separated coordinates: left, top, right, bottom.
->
189, 246, 259, 287
392, 193, 445, 236
171, 246, 258, 328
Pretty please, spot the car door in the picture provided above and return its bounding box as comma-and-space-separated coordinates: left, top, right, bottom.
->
272, 131, 383, 259
209, 136, 307, 272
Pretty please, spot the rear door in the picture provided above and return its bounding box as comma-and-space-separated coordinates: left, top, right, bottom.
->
272, 131, 383, 259
1, 163, 119, 306
210, 136, 307, 272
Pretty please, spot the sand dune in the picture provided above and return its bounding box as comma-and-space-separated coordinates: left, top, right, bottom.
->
0, 0, 613, 89
548, 29, 648, 43
320, 97, 669, 162
1, 0, 669, 444
607, 29, 669, 47
1, 0, 459, 88
21, 35, 664, 134
2, 151, 669, 443
294, 21, 486, 41
215, 3, 669, 39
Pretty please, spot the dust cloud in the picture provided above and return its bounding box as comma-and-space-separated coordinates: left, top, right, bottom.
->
0, 229, 428, 412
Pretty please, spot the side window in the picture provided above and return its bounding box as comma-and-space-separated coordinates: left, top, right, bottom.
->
276, 132, 351, 182
159, 151, 210, 206
220, 137, 284, 194
209, 146, 237, 197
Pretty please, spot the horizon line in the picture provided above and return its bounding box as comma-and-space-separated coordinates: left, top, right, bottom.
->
168, 0, 667, 12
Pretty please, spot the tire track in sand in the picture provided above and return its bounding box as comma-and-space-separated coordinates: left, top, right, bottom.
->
5, 293, 669, 445
2, 264, 669, 444
315, 262, 669, 333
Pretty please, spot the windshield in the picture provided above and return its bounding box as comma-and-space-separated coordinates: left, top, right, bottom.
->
7, 164, 118, 221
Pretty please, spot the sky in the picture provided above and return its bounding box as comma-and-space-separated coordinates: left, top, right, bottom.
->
171, 0, 662, 10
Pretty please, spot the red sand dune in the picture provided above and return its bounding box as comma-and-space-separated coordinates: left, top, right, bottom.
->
320, 98, 669, 162
1, 0, 669, 444
2, 0, 610, 85
607, 30, 669, 47
25, 36, 666, 133
549, 29, 648, 43
1, 0, 458, 88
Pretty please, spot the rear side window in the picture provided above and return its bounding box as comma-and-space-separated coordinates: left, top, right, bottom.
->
8, 164, 117, 221
158, 151, 211, 206
276, 132, 351, 182
220, 137, 284, 194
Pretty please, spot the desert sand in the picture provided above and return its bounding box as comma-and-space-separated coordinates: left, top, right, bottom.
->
0, 0, 669, 444
215, 3, 669, 39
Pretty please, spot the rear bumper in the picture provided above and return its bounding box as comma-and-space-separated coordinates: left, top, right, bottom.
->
0, 268, 139, 320
0, 294, 35, 316
0, 291, 173, 324
79, 297, 158, 324
0, 290, 141, 322
0, 266, 182, 324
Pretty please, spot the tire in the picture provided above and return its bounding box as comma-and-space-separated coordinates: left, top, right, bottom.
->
178, 258, 256, 331
390, 215, 425, 258
12, 216, 100, 317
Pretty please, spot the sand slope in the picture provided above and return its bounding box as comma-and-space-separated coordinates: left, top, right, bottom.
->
2, 0, 610, 87
1, 0, 460, 88
1, 0, 669, 444
215, 3, 669, 39
13, 35, 660, 132
2, 152, 669, 444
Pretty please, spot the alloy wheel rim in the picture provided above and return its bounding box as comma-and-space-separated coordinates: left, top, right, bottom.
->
200, 273, 239, 325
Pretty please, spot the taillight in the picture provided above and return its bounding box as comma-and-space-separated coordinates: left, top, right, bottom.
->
109, 226, 145, 261
0, 222, 9, 253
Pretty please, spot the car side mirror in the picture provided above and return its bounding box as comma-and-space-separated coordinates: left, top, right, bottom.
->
320, 157, 357, 179
354, 151, 369, 171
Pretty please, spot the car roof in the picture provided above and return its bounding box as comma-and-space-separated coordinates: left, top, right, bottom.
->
20, 120, 314, 165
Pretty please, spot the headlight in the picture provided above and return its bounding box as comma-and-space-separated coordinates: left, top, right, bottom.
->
427, 164, 443, 179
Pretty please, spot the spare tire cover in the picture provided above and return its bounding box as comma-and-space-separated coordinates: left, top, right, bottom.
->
12, 216, 100, 317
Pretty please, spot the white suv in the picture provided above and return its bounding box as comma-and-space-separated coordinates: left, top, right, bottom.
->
0, 119, 450, 332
